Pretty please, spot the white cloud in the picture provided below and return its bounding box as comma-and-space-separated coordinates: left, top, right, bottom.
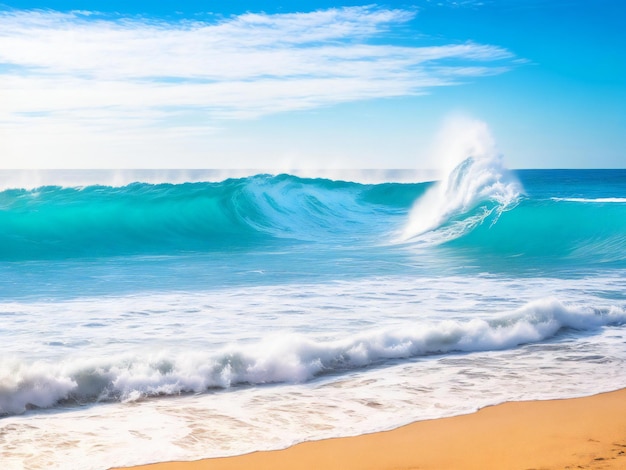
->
0, 6, 515, 167
0, 7, 512, 116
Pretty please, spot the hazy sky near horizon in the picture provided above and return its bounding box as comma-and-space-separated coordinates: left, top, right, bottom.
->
0, 0, 624, 169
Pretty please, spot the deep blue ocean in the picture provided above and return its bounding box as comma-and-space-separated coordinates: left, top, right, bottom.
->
1, 162, 625, 469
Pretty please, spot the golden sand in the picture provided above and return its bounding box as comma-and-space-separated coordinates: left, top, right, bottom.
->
116, 388, 626, 470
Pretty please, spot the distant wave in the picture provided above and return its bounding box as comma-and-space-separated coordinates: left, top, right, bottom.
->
551, 197, 626, 204
0, 169, 437, 191
1, 298, 624, 416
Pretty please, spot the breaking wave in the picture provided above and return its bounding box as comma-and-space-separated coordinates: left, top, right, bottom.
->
1, 298, 624, 415
1, 167, 625, 264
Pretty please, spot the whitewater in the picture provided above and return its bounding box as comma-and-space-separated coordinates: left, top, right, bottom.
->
1, 162, 626, 468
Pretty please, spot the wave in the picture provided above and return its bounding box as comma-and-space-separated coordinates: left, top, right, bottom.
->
1, 168, 624, 264
1, 298, 623, 416
394, 161, 626, 264
398, 154, 522, 243
0, 175, 427, 260
443, 197, 626, 262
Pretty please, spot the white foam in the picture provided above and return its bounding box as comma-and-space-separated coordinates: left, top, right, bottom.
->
2, 297, 624, 416
398, 118, 521, 242
2, 322, 626, 470
2, 273, 626, 469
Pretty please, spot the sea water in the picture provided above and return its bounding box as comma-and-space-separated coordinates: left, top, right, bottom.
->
1, 162, 625, 469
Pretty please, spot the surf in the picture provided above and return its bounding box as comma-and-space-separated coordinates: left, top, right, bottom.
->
2, 297, 624, 416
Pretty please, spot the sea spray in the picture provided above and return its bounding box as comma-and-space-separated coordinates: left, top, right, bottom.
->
399, 117, 521, 242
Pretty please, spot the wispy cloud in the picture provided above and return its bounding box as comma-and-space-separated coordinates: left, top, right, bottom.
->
0, 7, 514, 127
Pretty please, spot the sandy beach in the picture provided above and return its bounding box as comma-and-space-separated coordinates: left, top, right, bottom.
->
116, 388, 626, 470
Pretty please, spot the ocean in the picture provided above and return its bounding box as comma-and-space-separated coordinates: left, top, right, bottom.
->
1, 160, 625, 469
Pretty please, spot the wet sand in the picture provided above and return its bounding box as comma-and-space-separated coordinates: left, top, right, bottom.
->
117, 388, 626, 470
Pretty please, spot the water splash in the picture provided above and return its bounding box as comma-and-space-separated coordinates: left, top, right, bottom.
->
399, 118, 522, 242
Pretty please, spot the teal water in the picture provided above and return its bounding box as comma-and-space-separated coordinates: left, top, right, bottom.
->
1, 169, 624, 262
1, 163, 625, 469
1, 169, 625, 290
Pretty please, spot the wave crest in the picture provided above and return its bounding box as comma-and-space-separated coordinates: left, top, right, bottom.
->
398, 154, 522, 243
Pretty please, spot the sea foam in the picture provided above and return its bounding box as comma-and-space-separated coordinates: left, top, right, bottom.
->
2, 297, 623, 416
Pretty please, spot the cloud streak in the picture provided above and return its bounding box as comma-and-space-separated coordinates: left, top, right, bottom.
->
0, 7, 514, 127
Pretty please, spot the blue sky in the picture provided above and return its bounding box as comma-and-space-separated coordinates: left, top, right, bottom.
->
0, 0, 624, 169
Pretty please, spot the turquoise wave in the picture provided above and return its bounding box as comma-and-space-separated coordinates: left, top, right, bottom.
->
0, 169, 624, 265
0, 175, 426, 260
443, 198, 626, 263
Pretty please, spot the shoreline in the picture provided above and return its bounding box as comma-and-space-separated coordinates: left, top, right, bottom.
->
115, 388, 626, 470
